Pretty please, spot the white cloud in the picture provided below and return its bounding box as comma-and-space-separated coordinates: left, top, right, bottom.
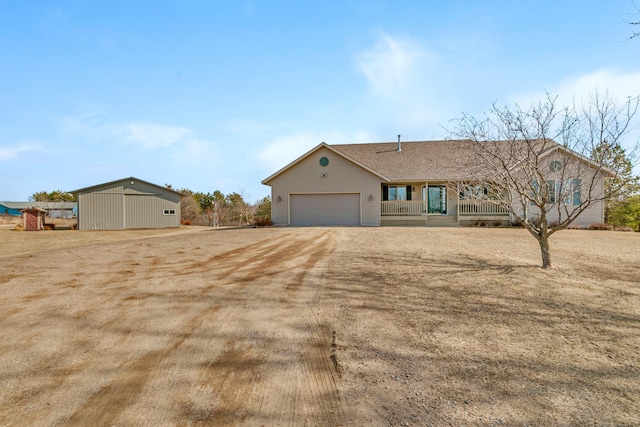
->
357, 32, 428, 100
555, 70, 640, 104
513, 69, 640, 110
59, 114, 224, 181
0, 143, 43, 162
115, 122, 192, 149
60, 112, 107, 138
61, 114, 207, 151
512, 70, 640, 176
354, 33, 458, 136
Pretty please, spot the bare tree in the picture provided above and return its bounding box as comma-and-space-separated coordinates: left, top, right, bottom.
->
453, 92, 639, 268
178, 190, 199, 225
227, 192, 254, 227
629, 0, 640, 39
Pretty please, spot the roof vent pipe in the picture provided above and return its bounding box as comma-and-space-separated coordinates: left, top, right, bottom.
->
397, 134, 401, 152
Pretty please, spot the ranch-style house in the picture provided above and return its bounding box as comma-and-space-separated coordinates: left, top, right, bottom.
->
262, 139, 609, 227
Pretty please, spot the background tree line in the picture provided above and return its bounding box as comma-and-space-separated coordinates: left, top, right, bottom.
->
165, 185, 272, 227
29, 190, 77, 202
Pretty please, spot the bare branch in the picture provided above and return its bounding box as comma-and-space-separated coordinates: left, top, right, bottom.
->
628, 0, 640, 39
453, 93, 639, 268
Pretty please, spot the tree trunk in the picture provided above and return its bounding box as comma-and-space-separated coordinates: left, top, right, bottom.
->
537, 234, 551, 269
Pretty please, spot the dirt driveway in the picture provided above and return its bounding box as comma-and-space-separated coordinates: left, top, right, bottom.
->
1, 227, 639, 426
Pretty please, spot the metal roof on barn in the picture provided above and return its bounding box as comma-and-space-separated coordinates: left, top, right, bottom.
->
70, 176, 183, 195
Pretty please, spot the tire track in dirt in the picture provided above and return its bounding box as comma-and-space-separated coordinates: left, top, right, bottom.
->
137, 233, 295, 283
293, 255, 345, 426
0, 274, 17, 285
61, 230, 341, 425
180, 229, 346, 426
0, 307, 19, 325
1, 228, 347, 426
65, 304, 222, 425
245, 229, 346, 426
185, 340, 263, 425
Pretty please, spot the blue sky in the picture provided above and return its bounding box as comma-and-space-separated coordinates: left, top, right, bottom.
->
2, 1, 640, 201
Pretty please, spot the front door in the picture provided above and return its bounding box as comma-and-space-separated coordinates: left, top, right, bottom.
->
426, 186, 447, 214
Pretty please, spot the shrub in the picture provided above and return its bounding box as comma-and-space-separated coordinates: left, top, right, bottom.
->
254, 217, 273, 227
492, 220, 503, 227
255, 196, 272, 222
43, 223, 55, 230
181, 219, 192, 226
587, 222, 613, 231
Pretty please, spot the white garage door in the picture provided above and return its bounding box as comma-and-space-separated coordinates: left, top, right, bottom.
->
290, 194, 360, 226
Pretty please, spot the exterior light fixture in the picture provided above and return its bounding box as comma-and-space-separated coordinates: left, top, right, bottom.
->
368, 194, 374, 201
321, 173, 328, 177
277, 195, 282, 202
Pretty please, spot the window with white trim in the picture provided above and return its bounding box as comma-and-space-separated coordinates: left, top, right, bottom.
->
382, 185, 412, 201
163, 209, 176, 215
531, 179, 581, 205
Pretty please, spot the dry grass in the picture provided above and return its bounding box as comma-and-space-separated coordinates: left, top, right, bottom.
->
328, 228, 640, 426
0, 227, 638, 426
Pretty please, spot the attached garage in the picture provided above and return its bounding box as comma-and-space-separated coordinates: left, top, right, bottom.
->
290, 193, 360, 226
262, 143, 385, 226
71, 177, 181, 230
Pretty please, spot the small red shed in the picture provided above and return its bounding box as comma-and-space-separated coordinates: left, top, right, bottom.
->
21, 207, 47, 231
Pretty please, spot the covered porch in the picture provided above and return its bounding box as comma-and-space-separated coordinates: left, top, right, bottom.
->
380, 182, 510, 226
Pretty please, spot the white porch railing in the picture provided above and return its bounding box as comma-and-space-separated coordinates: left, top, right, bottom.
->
381, 200, 510, 216
458, 200, 510, 216
381, 200, 426, 215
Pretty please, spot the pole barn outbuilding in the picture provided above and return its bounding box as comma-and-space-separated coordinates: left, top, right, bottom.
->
71, 177, 182, 230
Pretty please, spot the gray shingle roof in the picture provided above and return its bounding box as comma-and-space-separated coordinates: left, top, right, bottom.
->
263, 138, 610, 185
331, 139, 487, 181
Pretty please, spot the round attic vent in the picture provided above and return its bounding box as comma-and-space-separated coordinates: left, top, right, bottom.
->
550, 161, 563, 172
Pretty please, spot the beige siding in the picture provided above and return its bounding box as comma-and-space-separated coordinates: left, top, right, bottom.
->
77, 179, 181, 230
513, 173, 607, 227
125, 194, 181, 229
78, 193, 124, 230
269, 146, 381, 226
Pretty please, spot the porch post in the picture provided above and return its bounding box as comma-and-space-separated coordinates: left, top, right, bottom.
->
456, 182, 460, 226
424, 181, 429, 225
